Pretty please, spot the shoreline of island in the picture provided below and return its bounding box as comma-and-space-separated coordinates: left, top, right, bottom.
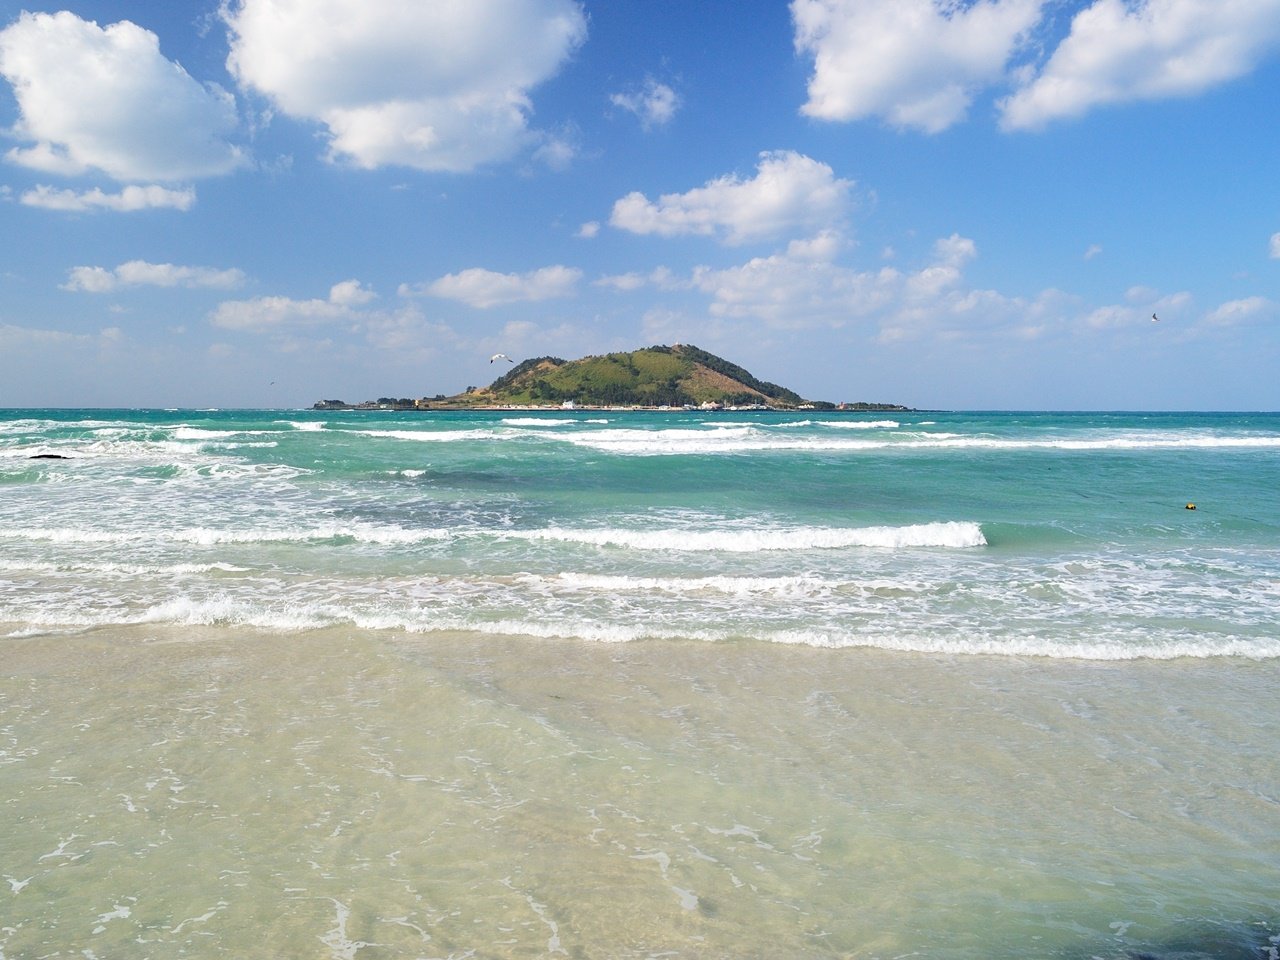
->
310, 345, 916, 414
311, 398, 916, 413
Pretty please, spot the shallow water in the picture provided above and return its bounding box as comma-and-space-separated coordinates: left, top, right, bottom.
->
2, 626, 1277, 959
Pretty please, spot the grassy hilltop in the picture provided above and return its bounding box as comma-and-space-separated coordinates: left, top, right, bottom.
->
315, 344, 911, 410
456, 344, 818, 409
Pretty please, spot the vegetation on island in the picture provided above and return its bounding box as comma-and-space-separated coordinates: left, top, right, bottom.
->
477, 344, 810, 408
314, 344, 912, 411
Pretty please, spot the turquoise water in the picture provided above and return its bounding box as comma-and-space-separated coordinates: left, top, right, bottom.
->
3, 409, 1279, 657
1, 409, 1278, 958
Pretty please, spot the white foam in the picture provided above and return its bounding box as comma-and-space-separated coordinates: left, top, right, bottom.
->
14, 582, 1274, 660
542, 425, 918, 454
814, 420, 900, 429
137, 597, 329, 631
501, 417, 579, 426
514, 520, 986, 552
0, 559, 247, 575
765, 628, 1280, 660
320, 899, 373, 960
343, 428, 497, 443
0, 524, 450, 547
539, 424, 1280, 455
0, 520, 983, 552
172, 427, 243, 440
528, 572, 836, 597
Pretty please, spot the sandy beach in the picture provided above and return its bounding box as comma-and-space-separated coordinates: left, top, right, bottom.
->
4, 624, 1277, 959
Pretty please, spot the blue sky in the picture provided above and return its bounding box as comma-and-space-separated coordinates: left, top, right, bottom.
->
2, 0, 1279, 410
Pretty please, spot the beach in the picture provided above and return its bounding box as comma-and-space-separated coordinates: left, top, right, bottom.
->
2, 409, 1279, 957
4, 626, 1277, 958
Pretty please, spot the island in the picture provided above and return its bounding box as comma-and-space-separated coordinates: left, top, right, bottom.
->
313, 344, 912, 412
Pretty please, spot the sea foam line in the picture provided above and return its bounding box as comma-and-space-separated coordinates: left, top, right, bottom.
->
0, 558, 247, 575
550, 431, 1280, 455
516, 521, 986, 551
0, 520, 985, 552
501, 417, 593, 426
42, 600, 1279, 660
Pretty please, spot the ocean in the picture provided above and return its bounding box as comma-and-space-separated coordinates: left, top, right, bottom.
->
1, 408, 1277, 958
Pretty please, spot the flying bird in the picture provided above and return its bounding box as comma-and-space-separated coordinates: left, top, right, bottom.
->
1151, 314, 1159, 322
490, 353, 513, 363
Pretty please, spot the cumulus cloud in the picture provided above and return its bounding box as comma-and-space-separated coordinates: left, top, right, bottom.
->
1271, 232, 1280, 258
690, 230, 1013, 339
1204, 296, 1276, 326
610, 151, 853, 245
328, 278, 378, 307
0, 11, 243, 181
63, 260, 245, 293
409, 265, 582, 308
610, 78, 681, 129
210, 280, 376, 332
791, 0, 1044, 132
688, 232, 886, 328
616, 229, 1063, 343
1000, 0, 1280, 130
18, 184, 197, 212
221, 0, 587, 172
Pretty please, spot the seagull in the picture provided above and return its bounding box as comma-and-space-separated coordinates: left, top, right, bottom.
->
1151, 313, 1159, 322
490, 353, 513, 363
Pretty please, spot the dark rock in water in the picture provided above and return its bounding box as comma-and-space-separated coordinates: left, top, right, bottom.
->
29, 453, 71, 459
1109, 920, 1279, 960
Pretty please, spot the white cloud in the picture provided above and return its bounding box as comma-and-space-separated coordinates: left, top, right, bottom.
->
791, 0, 1044, 132
1084, 244, 1103, 260
479, 318, 582, 360
1000, 0, 1280, 130
0, 11, 244, 181
410, 265, 582, 308
0, 322, 121, 349
210, 280, 376, 332
222, 0, 587, 172
689, 233, 888, 329
685, 229, 1022, 338
595, 272, 648, 292
19, 184, 196, 213
1124, 285, 1161, 304
1270, 232, 1280, 258
1086, 289, 1191, 328
63, 260, 245, 292
577, 221, 601, 238
328, 279, 377, 307
1204, 296, 1275, 326
363, 310, 458, 356
1082, 304, 1139, 330
531, 131, 579, 170
610, 151, 853, 245
610, 78, 681, 129
627, 229, 1073, 344
596, 267, 684, 292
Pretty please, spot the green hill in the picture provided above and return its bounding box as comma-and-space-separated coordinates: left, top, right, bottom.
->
455, 344, 820, 408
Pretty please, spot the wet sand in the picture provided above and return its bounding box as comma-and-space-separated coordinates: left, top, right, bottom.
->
2, 626, 1277, 959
